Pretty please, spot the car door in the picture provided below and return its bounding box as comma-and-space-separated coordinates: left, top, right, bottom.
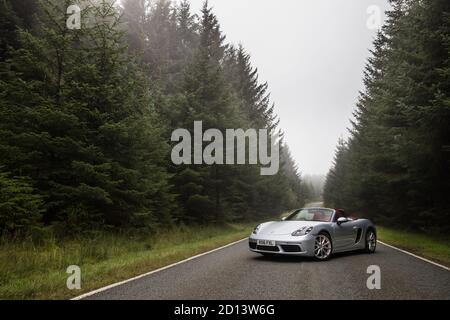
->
332, 211, 358, 251
337, 220, 360, 251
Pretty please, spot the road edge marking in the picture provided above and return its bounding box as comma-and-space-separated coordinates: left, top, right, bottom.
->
71, 237, 248, 300
378, 240, 449, 271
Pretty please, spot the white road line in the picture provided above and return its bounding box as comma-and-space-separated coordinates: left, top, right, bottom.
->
378, 240, 449, 271
71, 237, 248, 300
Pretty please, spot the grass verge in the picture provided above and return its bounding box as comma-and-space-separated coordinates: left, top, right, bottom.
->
377, 226, 450, 267
0, 223, 254, 300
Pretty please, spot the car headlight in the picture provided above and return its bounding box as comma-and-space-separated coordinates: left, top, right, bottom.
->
291, 226, 313, 236
252, 224, 261, 234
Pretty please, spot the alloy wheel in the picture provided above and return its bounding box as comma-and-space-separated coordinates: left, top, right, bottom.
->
314, 234, 332, 260
367, 230, 376, 252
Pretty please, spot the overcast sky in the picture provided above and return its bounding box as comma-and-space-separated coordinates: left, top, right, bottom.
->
188, 0, 391, 175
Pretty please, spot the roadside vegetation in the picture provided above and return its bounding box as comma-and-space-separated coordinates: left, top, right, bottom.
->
0, 223, 254, 300
377, 226, 450, 267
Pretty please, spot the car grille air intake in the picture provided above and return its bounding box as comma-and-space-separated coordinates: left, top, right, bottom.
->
280, 244, 301, 252
256, 245, 280, 252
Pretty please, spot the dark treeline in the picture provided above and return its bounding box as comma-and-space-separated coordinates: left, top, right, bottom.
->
0, 0, 307, 237
324, 0, 450, 233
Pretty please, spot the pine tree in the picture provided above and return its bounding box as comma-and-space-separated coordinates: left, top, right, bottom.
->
0, 0, 174, 231
0, 168, 44, 236
224, 44, 277, 129
170, 1, 239, 224
121, 0, 148, 56
324, 0, 450, 232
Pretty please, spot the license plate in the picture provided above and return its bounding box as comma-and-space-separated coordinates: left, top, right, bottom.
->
257, 240, 276, 246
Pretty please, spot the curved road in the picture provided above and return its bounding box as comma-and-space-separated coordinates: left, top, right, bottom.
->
84, 240, 450, 300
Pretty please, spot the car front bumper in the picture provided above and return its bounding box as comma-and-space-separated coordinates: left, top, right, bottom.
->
248, 234, 316, 256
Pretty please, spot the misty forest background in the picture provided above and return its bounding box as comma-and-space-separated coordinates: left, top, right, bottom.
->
324, 0, 450, 233
0, 0, 311, 238
0, 0, 448, 240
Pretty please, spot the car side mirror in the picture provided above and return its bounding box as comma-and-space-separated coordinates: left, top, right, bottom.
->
337, 217, 349, 225
281, 216, 287, 221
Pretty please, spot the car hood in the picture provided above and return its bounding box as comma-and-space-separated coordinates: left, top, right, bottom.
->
258, 221, 324, 235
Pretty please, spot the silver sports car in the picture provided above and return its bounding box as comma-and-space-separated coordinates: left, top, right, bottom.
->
249, 207, 377, 260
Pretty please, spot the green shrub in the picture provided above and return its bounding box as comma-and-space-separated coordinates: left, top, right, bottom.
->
0, 169, 44, 237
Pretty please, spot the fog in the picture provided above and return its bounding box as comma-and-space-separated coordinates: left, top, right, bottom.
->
188, 0, 391, 175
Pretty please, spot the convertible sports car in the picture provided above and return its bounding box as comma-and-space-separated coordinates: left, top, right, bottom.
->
249, 207, 376, 260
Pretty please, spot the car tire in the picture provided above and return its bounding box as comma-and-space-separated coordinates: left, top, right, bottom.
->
314, 233, 333, 261
365, 229, 377, 253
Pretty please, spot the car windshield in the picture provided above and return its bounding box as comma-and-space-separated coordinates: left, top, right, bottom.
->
285, 209, 333, 222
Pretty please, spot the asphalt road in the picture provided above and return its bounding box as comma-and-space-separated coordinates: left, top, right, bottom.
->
84, 240, 450, 300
